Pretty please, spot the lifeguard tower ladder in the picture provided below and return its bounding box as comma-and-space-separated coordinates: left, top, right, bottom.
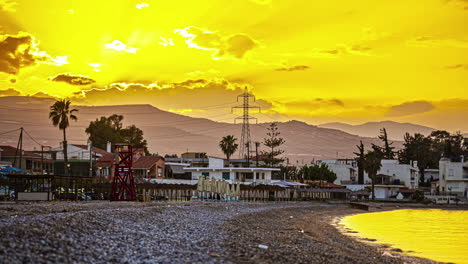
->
110, 144, 137, 201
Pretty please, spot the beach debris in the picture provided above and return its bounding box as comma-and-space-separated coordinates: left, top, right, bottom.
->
382, 251, 393, 257
258, 244, 269, 249
209, 253, 220, 257
300, 229, 304, 233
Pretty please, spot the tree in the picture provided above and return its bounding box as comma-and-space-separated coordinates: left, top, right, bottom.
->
372, 128, 395, 159
85, 115, 149, 154
262, 122, 286, 166
219, 135, 238, 164
302, 164, 337, 184
398, 133, 433, 184
363, 150, 382, 200
49, 99, 78, 175
354, 141, 365, 184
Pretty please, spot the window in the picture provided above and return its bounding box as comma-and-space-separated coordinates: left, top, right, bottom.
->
448, 169, 454, 177
222, 172, 230, 180
202, 172, 210, 177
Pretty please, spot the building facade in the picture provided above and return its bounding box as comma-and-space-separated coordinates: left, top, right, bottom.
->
439, 157, 468, 198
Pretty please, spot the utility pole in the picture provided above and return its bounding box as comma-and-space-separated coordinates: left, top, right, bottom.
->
246, 142, 250, 167
255, 141, 260, 167
13, 127, 23, 169
89, 140, 93, 177
232, 87, 260, 159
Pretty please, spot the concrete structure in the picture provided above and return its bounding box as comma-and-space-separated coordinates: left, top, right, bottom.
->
183, 157, 280, 184
346, 184, 406, 199
439, 156, 468, 198
315, 159, 357, 185
365, 159, 419, 189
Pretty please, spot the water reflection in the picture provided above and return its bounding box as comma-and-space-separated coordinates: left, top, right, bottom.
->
341, 209, 468, 264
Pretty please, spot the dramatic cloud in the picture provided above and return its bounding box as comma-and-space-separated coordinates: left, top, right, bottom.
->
0, 0, 16, 12
50, 73, 96, 86
275, 65, 310, 71
105, 40, 138, 53
284, 98, 344, 109
0, 88, 20, 96
0, 32, 67, 74
73, 78, 272, 115
385, 101, 435, 117
175, 26, 258, 59
446, 64, 468, 70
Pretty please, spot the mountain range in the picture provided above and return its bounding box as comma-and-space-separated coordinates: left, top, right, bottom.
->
0, 96, 437, 162
318, 121, 436, 141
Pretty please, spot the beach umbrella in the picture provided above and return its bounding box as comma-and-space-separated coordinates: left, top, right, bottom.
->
0, 166, 25, 174
236, 182, 241, 197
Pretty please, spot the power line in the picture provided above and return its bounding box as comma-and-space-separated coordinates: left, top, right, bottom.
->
0, 128, 21, 136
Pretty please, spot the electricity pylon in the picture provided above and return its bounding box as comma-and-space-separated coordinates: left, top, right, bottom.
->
232, 87, 260, 159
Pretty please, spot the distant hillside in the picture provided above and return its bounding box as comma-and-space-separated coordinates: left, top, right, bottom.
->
0, 96, 396, 162
318, 121, 436, 140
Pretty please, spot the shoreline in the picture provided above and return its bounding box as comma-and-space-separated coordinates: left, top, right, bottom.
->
0, 201, 465, 263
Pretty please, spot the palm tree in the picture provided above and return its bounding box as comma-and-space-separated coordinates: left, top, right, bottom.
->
49, 99, 78, 175
219, 135, 238, 166
363, 150, 382, 200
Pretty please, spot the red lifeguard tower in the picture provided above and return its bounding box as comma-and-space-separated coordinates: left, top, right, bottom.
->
110, 144, 137, 201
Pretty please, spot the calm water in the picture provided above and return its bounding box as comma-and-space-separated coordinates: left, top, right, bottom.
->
340, 209, 468, 264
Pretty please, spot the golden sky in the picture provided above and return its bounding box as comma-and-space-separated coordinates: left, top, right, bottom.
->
1, 0, 468, 131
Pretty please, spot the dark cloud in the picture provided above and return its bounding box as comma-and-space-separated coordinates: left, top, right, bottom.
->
283, 98, 345, 109
0, 33, 38, 74
446, 64, 468, 70
73, 78, 272, 111
275, 65, 310, 71
0, 88, 20, 96
385, 101, 435, 117
50, 73, 96, 85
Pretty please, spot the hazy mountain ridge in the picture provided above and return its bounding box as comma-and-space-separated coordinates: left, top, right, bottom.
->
318, 121, 436, 140
0, 96, 394, 161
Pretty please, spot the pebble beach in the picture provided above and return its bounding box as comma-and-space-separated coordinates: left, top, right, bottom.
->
0, 201, 441, 263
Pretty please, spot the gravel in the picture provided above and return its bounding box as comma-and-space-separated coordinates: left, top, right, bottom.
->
0, 201, 440, 264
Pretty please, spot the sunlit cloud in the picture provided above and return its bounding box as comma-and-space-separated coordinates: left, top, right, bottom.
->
158, 37, 174, 47
105, 40, 138, 53
0, 0, 17, 12
174, 26, 258, 59
67, 9, 75, 15
136, 2, 150, 9
87, 62, 101, 72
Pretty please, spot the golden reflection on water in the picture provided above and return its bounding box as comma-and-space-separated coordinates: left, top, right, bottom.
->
341, 209, 468, 264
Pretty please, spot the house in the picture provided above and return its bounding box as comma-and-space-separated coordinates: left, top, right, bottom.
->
314, 159, 358, 185
365, 159, 419, 189
0, 145, 54, 174
133, 156, 165, 179
183, 157, 280, 184
439, 156, 468, 198
52, 143, 113, 176
347, 184, 404, 199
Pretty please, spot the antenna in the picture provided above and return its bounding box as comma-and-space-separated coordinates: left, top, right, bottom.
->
231, 87, 260, 159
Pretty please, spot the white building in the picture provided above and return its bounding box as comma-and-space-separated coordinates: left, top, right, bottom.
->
367, 159, 419, 189
314, 159, 357, 185
183, 157, 280, 184
439, 156, 468, 198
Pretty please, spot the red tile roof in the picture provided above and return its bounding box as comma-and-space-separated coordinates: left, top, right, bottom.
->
133, 156, 164, 169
